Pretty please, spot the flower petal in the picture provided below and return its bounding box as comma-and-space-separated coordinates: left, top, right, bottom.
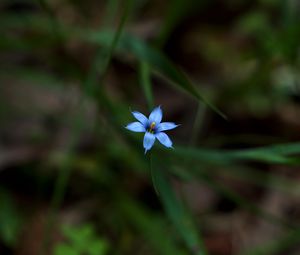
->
157, 122, 178, 132
156, 132, 173, 148
143, 132, 155, 153
132, 111, 148, 126
125, 122, 146, 132
149, 106, 162, 124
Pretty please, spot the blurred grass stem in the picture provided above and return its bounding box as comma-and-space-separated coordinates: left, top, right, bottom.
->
139, 61, 154, 110
190, 103, 206, 146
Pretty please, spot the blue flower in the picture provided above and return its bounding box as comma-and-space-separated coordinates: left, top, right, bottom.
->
125, 106, 179, 153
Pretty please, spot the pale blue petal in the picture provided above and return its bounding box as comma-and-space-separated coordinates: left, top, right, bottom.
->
149, 106, 162, 124
157, 122, 178, 132
155, 132, 173, 148
125, 122, 146, 132
143, 132, 155, 153
132, 111, 148, 127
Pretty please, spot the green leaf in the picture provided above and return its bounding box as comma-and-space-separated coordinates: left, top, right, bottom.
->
119, 195, 188, 255
151, 157, 207, 255
62, 224, 94, 247
139, 61, 154, 110
0, 190, 23, 247
57, 224, 109, 255
173, 142, 300, 165
54, 244, 78, 255
86, 239, 109, 255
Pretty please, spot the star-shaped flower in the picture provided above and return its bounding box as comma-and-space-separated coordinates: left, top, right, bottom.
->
125, 106, 179, 153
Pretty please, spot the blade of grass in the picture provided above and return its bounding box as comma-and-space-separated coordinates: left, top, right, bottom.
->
173, 142, 300, 165
85, 0, 133, 97
96, 0, 133, 82
155, 0, 192, 48
151, 155, 208, 255
139, 61, 154, 110
119, 194, 188, 255
139, 53, 207, 254
189, 103, 206, 146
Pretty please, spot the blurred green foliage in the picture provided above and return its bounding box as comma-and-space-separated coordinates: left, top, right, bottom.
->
0, 189, 23, 247
54, 224, 109, 255
1, 0, 300, 254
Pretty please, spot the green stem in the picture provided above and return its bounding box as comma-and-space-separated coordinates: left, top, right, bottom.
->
190, 103, 205, 146
149, 153, 159, 196
98, 0, 133, 81
139, 61, 154, 110
153, 162, 207, 255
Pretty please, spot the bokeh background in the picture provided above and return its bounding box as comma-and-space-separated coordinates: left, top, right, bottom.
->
1, 0, 300, 254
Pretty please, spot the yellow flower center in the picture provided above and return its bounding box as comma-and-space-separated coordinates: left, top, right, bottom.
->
149, 122, 156, 133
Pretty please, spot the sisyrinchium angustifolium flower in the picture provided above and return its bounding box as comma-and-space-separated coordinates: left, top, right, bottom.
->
125, 106, 179, 154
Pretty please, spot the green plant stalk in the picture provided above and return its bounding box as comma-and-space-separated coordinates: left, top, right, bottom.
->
139, 61, 154, 110
118, 194, 188, 255
98, 0, 133, 82
173, 142, 300, 165
149, 153, 159, 196
151, 156, 208, 255
190, 103, 206, 146
85, 0, 132, 98
155, 0, 192, 48
140, 47, 207, 253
